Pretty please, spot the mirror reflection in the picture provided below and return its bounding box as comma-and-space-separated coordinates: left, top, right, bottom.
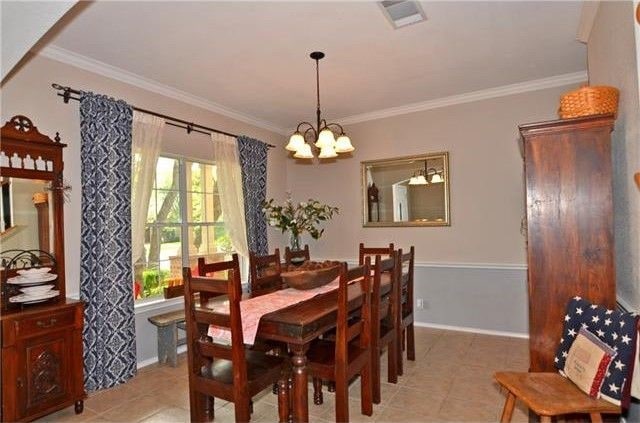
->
0, 178, 55, 253
362, 152, 450, 227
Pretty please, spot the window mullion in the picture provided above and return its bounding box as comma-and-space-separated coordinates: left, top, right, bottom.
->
178, 158, 190, 267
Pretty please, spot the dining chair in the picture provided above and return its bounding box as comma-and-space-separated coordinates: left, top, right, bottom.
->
358, 242, 395, 265
249, 248, 284, 293
308, 260, 374, 422
370, 253, 400, 404
284, 244, 310, 267
396, 247, 415, 376
183, 254, 291, 423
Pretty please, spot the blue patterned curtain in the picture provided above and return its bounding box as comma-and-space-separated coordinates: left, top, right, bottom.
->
79, 92, 136, 392
237, 136, 269, 255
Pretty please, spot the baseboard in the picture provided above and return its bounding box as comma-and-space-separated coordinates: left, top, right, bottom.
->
137, 345, 188, 369
616, 297, 636, 313
414, 321, 529, 339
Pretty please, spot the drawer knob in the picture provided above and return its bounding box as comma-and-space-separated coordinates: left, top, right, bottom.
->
36, 318, 58, 328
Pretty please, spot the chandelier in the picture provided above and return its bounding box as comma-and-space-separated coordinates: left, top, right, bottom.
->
408, 160, 445, 185
285, 51, 354, 159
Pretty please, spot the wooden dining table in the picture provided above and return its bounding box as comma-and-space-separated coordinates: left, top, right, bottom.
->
199, 271, 392, 423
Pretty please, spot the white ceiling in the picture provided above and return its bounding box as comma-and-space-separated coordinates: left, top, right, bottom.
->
42, 1, 587, 131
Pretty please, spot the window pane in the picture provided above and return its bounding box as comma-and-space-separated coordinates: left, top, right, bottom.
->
156, 157, 179, 190
155, 190, 181, 223
186, 191, 205, 223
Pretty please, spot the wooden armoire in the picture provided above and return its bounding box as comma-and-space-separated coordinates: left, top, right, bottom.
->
520, 114, 616, 372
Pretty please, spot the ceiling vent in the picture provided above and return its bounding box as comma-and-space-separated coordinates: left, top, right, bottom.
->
379, 1, 427, 29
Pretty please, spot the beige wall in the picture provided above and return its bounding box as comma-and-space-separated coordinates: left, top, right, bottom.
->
286, 84, 579, 264
588, 1, 640, 309
0, 54, 288, 296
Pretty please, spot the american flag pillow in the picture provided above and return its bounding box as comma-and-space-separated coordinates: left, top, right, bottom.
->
555, 297, 639, 408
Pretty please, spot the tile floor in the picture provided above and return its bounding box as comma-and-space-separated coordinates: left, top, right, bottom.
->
39, 327, 531, 422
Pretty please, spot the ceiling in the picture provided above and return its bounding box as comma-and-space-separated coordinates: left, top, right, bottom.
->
42, 1, 587, 132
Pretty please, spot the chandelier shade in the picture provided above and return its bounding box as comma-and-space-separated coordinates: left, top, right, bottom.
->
287, 51, 354, 160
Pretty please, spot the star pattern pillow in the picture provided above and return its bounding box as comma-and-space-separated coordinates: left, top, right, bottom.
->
555, 297, 639, 408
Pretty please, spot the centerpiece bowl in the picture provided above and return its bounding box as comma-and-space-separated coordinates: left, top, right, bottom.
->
281, 261, 341, 290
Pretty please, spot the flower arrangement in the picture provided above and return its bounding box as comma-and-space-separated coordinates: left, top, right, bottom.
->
263, 196, 339, 250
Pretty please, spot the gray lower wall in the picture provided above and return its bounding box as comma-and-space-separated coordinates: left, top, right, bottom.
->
133, 263, 529, 366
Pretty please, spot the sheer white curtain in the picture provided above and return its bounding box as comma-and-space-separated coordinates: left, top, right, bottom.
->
212, 132, 249, 272
131, 111, 165, 266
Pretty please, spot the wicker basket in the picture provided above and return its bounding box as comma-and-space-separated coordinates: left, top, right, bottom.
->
559, 85, 619, 119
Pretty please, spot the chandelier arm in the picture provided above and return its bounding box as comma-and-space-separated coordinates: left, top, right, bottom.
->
303, 126, 318, 141
296, 121, 316, 133
324, 122, 346, 134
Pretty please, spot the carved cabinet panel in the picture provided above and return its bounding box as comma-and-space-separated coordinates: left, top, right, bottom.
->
1, 300, 85, 422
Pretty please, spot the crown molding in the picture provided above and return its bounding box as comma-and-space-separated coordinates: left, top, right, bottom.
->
39, 45, 587, 134
336, 71, 588, 126
38, 45, 288, 135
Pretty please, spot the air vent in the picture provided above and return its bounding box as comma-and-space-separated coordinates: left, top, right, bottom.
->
379, 1, 427, 29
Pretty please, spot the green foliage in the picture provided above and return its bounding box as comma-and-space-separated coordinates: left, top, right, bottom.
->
141, 268, 170, 298
216, 232, 234, 253
262, 196, 339, 240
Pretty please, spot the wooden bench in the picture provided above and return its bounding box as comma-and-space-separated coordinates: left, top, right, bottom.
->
147, 309, 186, 367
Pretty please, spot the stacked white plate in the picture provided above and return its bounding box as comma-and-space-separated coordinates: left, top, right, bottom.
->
8, 267, 60, 304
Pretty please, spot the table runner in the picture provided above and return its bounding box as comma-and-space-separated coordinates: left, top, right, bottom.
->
207, 276, 342, 345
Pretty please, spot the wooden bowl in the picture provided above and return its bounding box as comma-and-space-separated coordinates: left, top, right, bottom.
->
281, 265, 341, 290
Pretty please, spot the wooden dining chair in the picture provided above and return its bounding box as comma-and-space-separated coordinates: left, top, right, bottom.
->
249, 248, 284, 293
183, 254, 291, 422
358, 242, 394, 265
284, 244, 310, 267
308, 260, 374, 422
370, 253, 400, 404
396, 247, 415, 376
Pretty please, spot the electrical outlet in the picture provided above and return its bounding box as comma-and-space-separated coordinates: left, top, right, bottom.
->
417, 298, 424, 309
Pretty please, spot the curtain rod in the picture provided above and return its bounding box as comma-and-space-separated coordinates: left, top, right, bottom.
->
51, 83, 275, 148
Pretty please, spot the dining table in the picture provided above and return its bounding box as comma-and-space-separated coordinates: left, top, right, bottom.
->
198, 270, 392, 423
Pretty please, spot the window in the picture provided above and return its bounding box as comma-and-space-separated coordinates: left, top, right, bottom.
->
133, 156, 233, 301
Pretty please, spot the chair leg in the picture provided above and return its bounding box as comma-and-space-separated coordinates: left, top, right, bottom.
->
372, 347, 381, 404
590, 413, 603, 423
273, 382, 279, 395
360, 364, 373, 417
189, 390, 210, 422
278, 377, 290, 423
335, 378, 349, 423
397, 332, 404, 376
313, 377, 324, 405
407, 323, 415, 361
387, 339, 398, 384
500, 392, 516, 423
328, 381, 336, 392
234, 399, 251, 423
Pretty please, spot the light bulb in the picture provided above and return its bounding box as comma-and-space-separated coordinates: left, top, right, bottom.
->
431, 173, 444, 183
285, 132, 305, 152
318, 145, 338, 159
335, 135, 355, 153
293, 143, 314, 159
316, 129, 336, 148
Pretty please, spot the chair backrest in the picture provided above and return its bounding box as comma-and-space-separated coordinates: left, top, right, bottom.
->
336, 258, 372, 365
284, 244, 310, 267
371, 253, 399, 333
359, 243, 395, 265
249, 248, 283, 293
183, 254, 249, 395
197, 256, 229, 305
397, 247, 415, 317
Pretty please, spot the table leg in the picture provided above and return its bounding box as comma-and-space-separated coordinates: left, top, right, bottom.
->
290, 343, 310, 423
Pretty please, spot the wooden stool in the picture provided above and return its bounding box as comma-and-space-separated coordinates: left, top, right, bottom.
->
494, 372, 620, 423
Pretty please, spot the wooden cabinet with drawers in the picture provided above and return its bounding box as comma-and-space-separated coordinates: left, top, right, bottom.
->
1, 300, 86, 421
0, 116, 85, 421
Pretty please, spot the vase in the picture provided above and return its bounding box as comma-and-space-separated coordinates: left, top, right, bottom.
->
289, 232, 301, 251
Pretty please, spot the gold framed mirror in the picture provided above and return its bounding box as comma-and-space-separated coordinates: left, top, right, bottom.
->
361, 152, 450, 227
